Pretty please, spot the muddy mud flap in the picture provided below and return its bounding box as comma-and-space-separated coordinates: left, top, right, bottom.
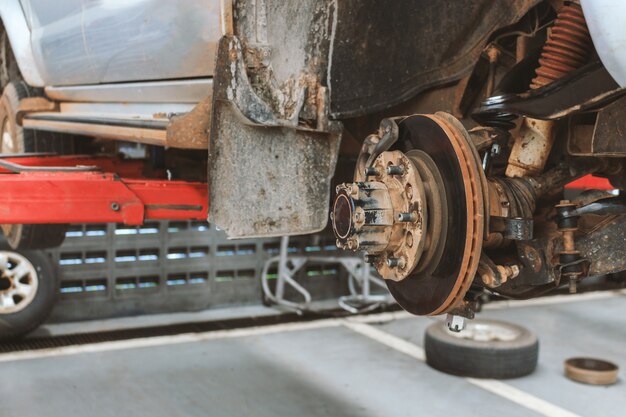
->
208, 29, 341, 238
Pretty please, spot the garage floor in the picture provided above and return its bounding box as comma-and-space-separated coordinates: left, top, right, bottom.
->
1, 290, 624, 417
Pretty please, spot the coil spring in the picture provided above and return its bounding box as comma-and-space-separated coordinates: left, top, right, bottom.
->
530, 2, 593, 89
478, 2, 593, 130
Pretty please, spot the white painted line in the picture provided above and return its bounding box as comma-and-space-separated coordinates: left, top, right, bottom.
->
467, 378, 583, 417
342, 321, 582, 417
343, 321, 425, 360
347, 310, 413, 324
4, 289, 624, 364
484, 289, 626, 311
0, 319, 342, 364
32, 289, 625, 339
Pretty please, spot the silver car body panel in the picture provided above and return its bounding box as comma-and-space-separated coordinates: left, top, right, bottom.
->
45, 79, 212, 103
3, 0, 220, 89
21, 0, 220, 86
56, 101, 196, 119
0, 1, 45, 86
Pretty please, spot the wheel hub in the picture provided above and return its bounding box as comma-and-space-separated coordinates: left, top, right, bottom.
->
0, 252, 39, 314
333, 150, 428, 281
0, 275, 12, 291
331, 113, 485, 315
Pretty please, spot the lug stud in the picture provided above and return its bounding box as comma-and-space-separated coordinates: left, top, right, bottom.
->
364, 254, 377, 263
386, 165, 404, 176
397, 212, 417, 223
387, 257, 406, 268
364, 167, 380, 177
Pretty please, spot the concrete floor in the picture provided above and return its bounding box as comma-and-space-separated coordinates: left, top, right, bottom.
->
1, 291, 625, 417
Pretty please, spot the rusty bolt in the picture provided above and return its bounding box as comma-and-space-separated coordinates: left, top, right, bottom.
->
386, 165, 404, 176
496, 264, 520, 284
481, 272, 496, 287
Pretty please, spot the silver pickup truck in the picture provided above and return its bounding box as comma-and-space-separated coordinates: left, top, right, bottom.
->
1, 0, 626, 320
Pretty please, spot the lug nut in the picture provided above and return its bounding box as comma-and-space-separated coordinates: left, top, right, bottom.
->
397, 212, 417, 223
387, 257, 406, 268
386, 165, 404, 176
364, 167, 380, 177
446, 314, 466, 332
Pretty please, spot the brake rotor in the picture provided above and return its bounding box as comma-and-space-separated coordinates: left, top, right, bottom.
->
331, 113, 485, 315
387, 114, 484, 315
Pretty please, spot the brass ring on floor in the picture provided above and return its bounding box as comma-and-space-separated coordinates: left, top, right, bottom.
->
564, 357, 619, 385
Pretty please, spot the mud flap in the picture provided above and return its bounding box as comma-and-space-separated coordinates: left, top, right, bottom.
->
208, 35, 341, 238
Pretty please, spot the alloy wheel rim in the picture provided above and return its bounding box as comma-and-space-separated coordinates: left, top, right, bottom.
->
449, 322, 521, 342
0, 251, 39, 314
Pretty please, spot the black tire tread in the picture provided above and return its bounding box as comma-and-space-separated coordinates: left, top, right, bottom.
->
424, 319, 539, 379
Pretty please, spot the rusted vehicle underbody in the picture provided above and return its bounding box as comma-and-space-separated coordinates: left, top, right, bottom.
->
6, 0, 626, 323
326, 0, 626, 323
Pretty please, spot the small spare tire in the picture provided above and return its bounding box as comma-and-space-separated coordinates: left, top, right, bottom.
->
425, 318, 538, 379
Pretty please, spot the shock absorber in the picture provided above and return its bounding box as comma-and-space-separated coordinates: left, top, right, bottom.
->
506, 1, 593, 178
